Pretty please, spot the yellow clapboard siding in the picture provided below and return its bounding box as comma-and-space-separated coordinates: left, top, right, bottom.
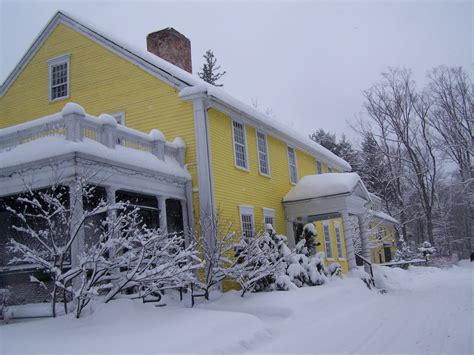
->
0, 23, 200, 222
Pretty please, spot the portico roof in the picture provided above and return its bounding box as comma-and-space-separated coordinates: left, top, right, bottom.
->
283, 173, 370, 203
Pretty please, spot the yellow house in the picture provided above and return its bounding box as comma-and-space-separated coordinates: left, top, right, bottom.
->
0, 11, 388, 277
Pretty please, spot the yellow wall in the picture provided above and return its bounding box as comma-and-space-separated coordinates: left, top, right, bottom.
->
369, 222, 396, 264
208, 108, 349, 270
0, 21, 350, 272
314, 219, 349, 273
0, 23, 200, 222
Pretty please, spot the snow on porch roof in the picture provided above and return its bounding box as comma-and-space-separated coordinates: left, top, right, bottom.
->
283, 173, 370, 203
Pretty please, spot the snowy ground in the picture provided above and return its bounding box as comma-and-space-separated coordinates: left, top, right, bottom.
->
1, 261, 472, 354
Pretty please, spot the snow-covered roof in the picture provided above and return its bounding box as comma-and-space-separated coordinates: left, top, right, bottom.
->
283, 173, 369, 202
0, 11, 351, 172
0, 136, 190, 179
372, 211, 399, 225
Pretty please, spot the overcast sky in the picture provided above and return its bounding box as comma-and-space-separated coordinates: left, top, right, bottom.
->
1, 0, 472, 143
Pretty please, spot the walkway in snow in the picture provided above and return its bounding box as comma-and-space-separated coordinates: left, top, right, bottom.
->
1, 262, 472, 354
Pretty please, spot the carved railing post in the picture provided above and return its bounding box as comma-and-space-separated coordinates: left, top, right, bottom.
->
62, 103, 85, 142
99, 114, 118, 148
150, 129, 166, 160
172, 137, 186, 167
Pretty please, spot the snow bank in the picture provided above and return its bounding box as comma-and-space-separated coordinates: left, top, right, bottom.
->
283, 172, 367, 202
2, 264, 472, 354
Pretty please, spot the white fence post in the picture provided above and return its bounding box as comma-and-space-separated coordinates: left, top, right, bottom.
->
62, 103, 85, 142
150, 129, 166, 160
99, 114, 117, 149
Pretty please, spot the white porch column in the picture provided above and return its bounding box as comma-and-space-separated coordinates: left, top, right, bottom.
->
69, 180, 85, 269
105, 186, 117, 219
180, 199, 190, 245
358, 214, 371, 272
341, 210, 357, 271
158, 196, 168, 235
285, 215, 296, 248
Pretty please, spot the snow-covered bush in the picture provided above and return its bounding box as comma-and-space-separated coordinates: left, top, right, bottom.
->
193, 214, 235, 300
72, 205, 201, 318
300, 223, 320, 256
5, 178, 201, 318
418, 241, 436, 261
394, 239, 415, 262
224, 232, 284, 296
6, 179, 120, 317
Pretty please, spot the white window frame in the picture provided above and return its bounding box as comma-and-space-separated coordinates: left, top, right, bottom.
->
262, 207, 275, 230
322, 220, 334, 260
48, 54, 70, 102
110, 112, 126, 125
287, 146, 298, 184
334, 221, 344, 259
239, 205, 255, 238
316, 161, 322, 174
256, 131, 271, 177
232, 120, 249, 170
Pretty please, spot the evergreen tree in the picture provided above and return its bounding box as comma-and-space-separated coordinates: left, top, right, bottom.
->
309, 129, 359, 170
198, 50, 226, 87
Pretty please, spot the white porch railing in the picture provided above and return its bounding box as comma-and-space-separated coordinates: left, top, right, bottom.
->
0, 103, 186, 166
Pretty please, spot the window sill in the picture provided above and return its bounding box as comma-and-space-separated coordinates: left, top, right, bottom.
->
259, 172, 271, 178
235, 164, 250, 173
49, 95, 70, 104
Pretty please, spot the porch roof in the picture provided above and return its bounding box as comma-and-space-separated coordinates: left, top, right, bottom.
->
283, 173, 370, 203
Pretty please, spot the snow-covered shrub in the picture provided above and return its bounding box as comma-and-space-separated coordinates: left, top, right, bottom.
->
5, 180, 120, 317
300, 223, 319, 256
195, 214, 236, 300
72, 206, 201, 318
5, 177, 201, 318
224, 232, 284, 296
418, 241, 436, 261
326, 262, 342, 277
394, 238, 415, 262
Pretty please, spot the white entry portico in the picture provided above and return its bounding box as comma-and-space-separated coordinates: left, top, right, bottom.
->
283, 173, 372, 271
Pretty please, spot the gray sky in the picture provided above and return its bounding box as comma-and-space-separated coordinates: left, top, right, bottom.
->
1, 0, 472, 143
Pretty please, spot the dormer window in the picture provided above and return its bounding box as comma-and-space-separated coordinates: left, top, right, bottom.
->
48, 54, 70, 102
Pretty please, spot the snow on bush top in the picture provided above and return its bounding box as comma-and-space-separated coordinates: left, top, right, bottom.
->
283, 172, 366, 202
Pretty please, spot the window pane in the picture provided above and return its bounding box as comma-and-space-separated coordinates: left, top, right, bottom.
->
257, 132, 269, 175
288, 147, 298, 183
323, 222, 333, 259
50, 61, 68, 100
233, 122, 248, 169
335, 224, 344, 259
241, 214, 254, 238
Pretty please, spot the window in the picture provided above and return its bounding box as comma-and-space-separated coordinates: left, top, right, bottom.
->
232, 121, 248, 169
287, 146, 298, 184
48, 54, 70, 101
316, 161, 322, 174
322, 220, 333, 259
327, 167, 333, 173
256, 131, 270, 176
239, 205, 254, 238
116, 190, 159, 229
334, 221, 344, 259
262, 208, 275, 229
111, 112, 125, 125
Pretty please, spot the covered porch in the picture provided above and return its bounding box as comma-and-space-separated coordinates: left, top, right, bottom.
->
0, 103, 193, 305
283, 173, 372, 271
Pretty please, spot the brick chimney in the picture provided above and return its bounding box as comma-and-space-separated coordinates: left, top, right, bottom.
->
146, 28, 192, 73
